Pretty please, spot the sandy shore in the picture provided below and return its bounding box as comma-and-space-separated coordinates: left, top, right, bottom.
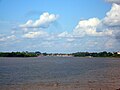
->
1, 67, 120, 90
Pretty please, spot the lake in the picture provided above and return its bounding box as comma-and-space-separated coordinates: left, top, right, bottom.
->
0, 56, 120, 86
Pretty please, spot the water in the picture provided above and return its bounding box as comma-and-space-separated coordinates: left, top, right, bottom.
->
0, 56, 120, 85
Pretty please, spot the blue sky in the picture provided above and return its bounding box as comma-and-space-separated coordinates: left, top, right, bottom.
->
0, 0, 120, 53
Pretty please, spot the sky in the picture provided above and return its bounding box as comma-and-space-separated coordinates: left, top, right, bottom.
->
0, 0, 120, 53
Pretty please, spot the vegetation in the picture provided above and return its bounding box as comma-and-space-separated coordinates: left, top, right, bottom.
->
0, 52, 39, 57
0, 51, 120, 57
72, 51, 120, 57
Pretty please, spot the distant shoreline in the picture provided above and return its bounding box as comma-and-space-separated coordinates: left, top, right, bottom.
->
0, 51, 120, 58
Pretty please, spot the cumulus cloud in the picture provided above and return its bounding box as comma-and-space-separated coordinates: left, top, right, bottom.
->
72, 1, 120, 39
20, 12, 59, 28
76, 18, 100, 27
73, 18, 113, 37
103, 3, 120, 26
69, 1, 120, 51
106, 0, 120, 4
23, 31, 48, 39
102, 3, 120, 41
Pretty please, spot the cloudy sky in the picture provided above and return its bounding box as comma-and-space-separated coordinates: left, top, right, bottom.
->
0, 0, 120, 53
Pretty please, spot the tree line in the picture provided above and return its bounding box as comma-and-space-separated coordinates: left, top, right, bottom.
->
72, 51, 120, 57
0, 52, 40, 57
0, 51, 120, 57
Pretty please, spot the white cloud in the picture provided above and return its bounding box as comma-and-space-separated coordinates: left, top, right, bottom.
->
20, 12, 59, 28
73, 18, 113, 37
102, 3, 120, 41
106, 0, 120, 4
76, 18, 100, 28
69, 2, 120, 50
72, 3, 120, 38
58, 31, 73, 38
23, 31, 48, 39
73, 18, 100, 37
103, 3, 120, 26
0, 35, 16, 42
20, 20, 33, 28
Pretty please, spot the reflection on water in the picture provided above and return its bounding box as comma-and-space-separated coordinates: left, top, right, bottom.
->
0, 56, 120, 85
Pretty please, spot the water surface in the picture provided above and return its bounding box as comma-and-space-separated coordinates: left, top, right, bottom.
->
0, 56, 120, 85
